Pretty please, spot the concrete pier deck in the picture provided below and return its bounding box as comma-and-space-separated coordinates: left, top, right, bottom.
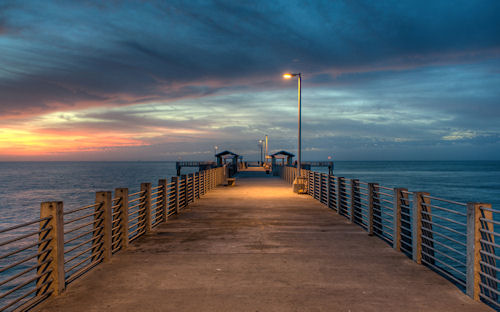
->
37, 169, 490, 311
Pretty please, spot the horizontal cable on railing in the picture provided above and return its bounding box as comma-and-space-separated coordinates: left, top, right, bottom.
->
0, 248, 52, 275
128, 190, 145, 197
421, 258, 466, 287
422, 195, 466, 206
420, 211, 466, 227
0, 258, 51, 289
426, 204, 467, 216
479, 239, 500, 250
64, 219, 98, 235
0, 237, 52, 261
66, 257, 102, 285
421, 242, 465, 266
0, 270, 52, 301
421, 227, 466, 247
129, 196, 145, 204
63, 203, 101, 216
64, 234, 103, 255
65, 245, 104, 274
64, 227, 102, 245
0, 217, 51, 234
421, 250, 467, 278
418, 219, 465, 238
64, 210, 101, 225
0, 227, 52, 248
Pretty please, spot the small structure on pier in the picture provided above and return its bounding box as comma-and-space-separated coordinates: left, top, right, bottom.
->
271, 151, 294, 176
215, 150, 240, 176
300, 161, 334, 175
271, 151, 295, 166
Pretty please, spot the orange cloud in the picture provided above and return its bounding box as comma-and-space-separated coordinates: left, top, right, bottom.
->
0, 128, 146, 156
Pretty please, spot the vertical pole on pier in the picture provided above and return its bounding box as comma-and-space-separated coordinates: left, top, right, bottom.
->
467, 203, 495, 301
181, 175, 187, 208
193, 173, 197, 201
115, 188, 129, 250
372, 184, 382, 236
39, 201, 65, 295
191, 173, 196, 203
350, 179, 359, 223
172, 176, 180, 214
159, 179, 168, 222
336, 177, 344, 215
318, 173, 323, 203
367, 183, 376, 236
326, 174, 331, 209
205, 170, 208, 193
412, 192, 433, 264
331, 176, 337, 211
96, 191, 112, 262
141, 183, 152, 234
91, 192, 106, 262
393, 188, 404, 251
200, 171, 204, 195
196, 171, 203, 198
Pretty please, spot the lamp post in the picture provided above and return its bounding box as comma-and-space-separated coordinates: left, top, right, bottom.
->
258, 140, 263, 165
265, 135, 268, 163
214, 146, 218, 160
283, 72, 306, 193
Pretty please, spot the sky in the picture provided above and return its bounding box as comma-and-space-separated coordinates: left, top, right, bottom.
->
0, 0, 499, 161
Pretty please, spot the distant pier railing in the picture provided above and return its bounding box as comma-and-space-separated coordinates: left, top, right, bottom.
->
276, 165, 499, 309
0, 166, 228, 311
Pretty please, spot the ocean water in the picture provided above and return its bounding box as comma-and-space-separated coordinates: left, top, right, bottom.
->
1, 161, 498, 225
0, 161, 199, 227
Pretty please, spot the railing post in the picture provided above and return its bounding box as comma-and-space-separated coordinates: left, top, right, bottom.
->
367, 183, 376, 236
193, 173, 197, 201
467, 203, 495, 301
412, 192, 433, 264
196, 171, 203, 199
393, 188, 406, 251
372, 184, 382, 236
336, 177, 344, 215
115, 188, 129, 249
96, 191, 112, 262
180, 175, 187, 208
326, 175, 331, 209
172, 176, 180, 214
331, 176, 337, 211
39, 201, 65, 295
201, 171, 204, 193
350, 179, 359, 223
91, 193, 105, 262
141, 183, 152, 234
159, 179, 168, 222
319, 173, 323, 203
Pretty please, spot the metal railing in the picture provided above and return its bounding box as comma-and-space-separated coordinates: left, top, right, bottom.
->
0, 166, 228, 311
276, 165, 499, 309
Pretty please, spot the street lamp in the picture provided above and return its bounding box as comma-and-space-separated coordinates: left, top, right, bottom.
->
214, 145, 218, 160
258, 140, 263, 165
283, 72, 306, 193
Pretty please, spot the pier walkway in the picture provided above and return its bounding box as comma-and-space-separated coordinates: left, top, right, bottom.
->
36, 169, 489, 311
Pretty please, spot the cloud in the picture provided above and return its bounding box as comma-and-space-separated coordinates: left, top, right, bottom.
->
0, 1, 499, 160
1, 1, 500, 116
